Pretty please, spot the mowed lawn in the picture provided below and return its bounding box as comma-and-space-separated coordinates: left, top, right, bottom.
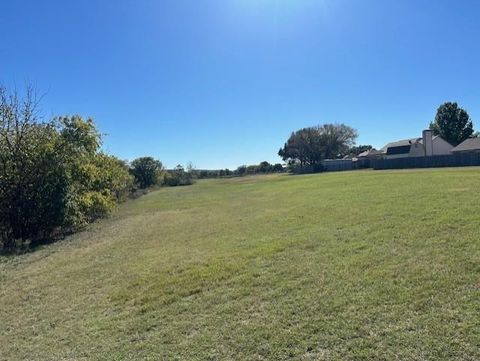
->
1, 169, 479, 360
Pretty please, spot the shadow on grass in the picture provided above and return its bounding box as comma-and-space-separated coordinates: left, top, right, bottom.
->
0, 232, 73, 257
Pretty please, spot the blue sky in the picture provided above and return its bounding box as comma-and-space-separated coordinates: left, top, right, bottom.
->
1, 0, 480, 169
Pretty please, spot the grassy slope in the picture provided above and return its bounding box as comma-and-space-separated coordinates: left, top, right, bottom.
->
0, 169, 479, 360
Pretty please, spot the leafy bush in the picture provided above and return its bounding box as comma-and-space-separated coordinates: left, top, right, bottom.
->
272, 163, 284, 172
197, 168, 234, 179
164, 165, 195, 186
235, 165, 247, 176
130, 157, 163, 189
0, 86, 133, 250
195, 163, 284, 179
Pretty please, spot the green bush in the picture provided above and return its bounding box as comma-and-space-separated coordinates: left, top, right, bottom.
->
0, 86, 133, 250
130, 157, 163, 189
164, 165, 194, 186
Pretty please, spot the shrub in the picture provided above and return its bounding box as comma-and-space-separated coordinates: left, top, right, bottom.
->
130, 157, 163, 189
235, 165, 247, 176
272, 163, 285, 172
0, 85, 133, 250
164, 165, 195, 186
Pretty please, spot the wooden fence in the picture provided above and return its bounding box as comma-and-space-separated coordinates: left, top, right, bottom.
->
373, 153, 480, 170
321, 159, 354, 172
290, 153, 480, 174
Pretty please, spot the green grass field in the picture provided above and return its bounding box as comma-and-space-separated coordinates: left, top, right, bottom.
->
1, 168, 479, 360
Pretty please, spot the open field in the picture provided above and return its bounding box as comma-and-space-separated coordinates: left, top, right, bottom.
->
1, 168, 479, 360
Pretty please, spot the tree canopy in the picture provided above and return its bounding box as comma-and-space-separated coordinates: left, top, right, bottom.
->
429, 102, 474, 146
278, 123, 358, 166
349, 145, 373, 156
130, 157, 163, 189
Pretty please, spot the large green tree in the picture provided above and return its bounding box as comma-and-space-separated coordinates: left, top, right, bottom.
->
278, 123, 358, 166
429, 102, 474, 146
130, 157, 163, 189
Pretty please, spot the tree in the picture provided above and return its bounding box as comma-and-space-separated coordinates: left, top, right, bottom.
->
56, 115, 133, 228
272, 163, 284, 172
246, 165, 257, 174
349, 145, 373, 156
186, 161, 198, 178
130, 157, 163, 189
235, 165, 247, 176
0, 84, 133, 250
257, 161, 272, 173
0, 86, 67, 249
278, 123, 358, 166
430, 102, 474, 146
164, 164, 194, 186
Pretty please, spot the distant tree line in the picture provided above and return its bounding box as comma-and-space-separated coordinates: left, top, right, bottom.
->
237, 161, 285, 175
128, 158, 194, 189
164, 164, 195, 186
195, 161, 285, 179
0, 85, 192, 251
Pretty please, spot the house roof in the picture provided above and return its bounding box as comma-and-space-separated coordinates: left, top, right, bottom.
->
451, 138, 480, 152
357, 149, 383, 158
381, 138, 421, 153
380, 135, 447, 152
380, 134, 453, 155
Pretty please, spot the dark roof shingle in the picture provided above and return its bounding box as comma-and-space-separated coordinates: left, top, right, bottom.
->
451, 138, 480, 152
380, 138, 421, 152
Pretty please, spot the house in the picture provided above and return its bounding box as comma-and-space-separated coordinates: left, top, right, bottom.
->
451, 137, 480, 154
357, 149, 384, 159
353, 149, 384, 168
381, 130, 454, 159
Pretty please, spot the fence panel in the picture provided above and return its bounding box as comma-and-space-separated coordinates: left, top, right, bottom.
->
321, 159, 354, 172
373, 153, 480, 170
